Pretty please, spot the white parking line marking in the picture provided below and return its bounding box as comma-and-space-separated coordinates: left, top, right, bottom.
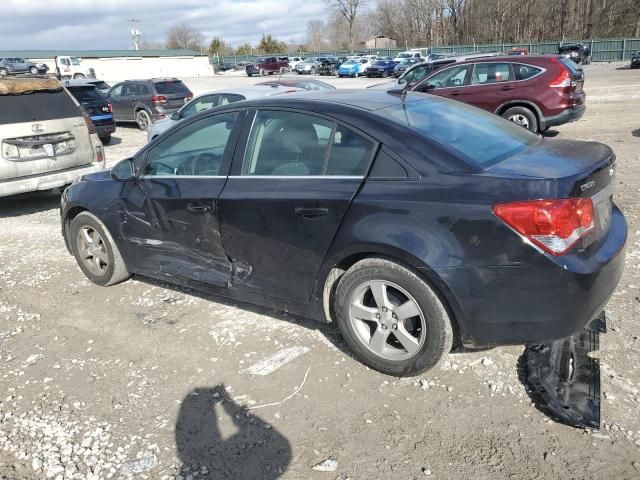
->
241, 346, 310, 376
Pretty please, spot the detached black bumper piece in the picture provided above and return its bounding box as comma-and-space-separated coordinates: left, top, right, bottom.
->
525, 312, 606, 429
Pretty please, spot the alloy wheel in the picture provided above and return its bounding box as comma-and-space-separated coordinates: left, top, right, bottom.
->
76, 226, 108, 276
508, 113, 530, 128
136, 111, 150, 130
348, 280, 426, 360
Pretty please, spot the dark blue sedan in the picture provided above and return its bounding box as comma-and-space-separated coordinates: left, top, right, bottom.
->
60, 90, 626, 377
365, 60, 397, 78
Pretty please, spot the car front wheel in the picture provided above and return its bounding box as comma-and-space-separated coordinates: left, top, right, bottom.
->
502, 106, 538, 132
29, 66, 38, 75
69, 212, 130, 286
0, 68, 8, 77
334, 257, 453, 376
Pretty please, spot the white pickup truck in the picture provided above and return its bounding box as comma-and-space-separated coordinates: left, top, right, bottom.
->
54, 56, 96, 80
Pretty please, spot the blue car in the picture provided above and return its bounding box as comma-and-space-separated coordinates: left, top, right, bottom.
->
365, 60, 397, 78
338, 59, 364, 78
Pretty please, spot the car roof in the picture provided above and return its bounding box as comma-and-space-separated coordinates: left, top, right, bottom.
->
123, 78, 181, 83
192, 85, 304, 100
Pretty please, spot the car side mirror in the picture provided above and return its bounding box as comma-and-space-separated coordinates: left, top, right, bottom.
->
110, 158, 136, 181
170, 111, 180, 121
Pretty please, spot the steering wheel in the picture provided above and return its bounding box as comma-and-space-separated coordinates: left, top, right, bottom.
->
191, 153, 221, 176
147, 161, 175, 175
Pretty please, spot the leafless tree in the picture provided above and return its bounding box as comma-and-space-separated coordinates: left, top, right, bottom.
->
166, 23, 205, 51
328, 0, 367, 52
306, 20, 326, 52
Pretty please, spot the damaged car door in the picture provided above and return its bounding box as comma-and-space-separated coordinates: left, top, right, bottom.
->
120, 111, 243, 286
218, 109, 375, 303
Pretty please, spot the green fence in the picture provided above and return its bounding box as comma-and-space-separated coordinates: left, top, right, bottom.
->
215, 37, 640, 65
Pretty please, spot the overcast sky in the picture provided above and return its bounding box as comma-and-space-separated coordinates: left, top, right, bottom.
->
0, 0, 330, 50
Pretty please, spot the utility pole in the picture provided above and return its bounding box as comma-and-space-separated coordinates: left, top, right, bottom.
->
128, 19, 141, 50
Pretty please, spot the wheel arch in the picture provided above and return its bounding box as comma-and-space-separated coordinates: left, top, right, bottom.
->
319, 245, 465, 345
495, 100, 543, 128
62, 205, 89, 253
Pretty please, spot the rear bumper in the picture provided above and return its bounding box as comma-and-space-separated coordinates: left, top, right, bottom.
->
95, 122, 116, 138
0, 162, 104, 197
541, 104, 586, 130
435, 206, 627, 348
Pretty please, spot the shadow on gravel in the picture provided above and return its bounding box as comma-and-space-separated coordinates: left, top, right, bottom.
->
176, 385, 291, 479
632, 128, 640, 137
104, 135, 123, 146
0, 190, 61, 218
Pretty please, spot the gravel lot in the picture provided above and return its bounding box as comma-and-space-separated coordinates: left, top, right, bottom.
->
1, 64, 640, 480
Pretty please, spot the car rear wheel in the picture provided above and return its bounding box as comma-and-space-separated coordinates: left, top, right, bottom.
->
502, 106, 538, 132
383, 71, 389, 78
259, 68, 266, 76
310, 67, 316, 75
70, 212, 130, 287
74, 73, 85, 79
29, 66, 38, 75
279, 67, 286, 74
99, 134, 111, 145
0, 68, 7, 77
334, 257, 453, 376
136, 110, 151, 131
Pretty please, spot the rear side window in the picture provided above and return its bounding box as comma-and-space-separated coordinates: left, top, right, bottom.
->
513, 64, 543, 80
154, 80, 189, 95
384, 97, 540, 167
242, 110, 373, 176
67, 86, 104, 103
471, 63, 513, 84
0, 89, 79, 125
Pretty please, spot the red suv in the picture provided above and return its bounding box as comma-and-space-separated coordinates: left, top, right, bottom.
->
410, 55, 585, 132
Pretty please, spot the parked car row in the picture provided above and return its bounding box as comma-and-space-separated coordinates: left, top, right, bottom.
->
0, 57, 48, 77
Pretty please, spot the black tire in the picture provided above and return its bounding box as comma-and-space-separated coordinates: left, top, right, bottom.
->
310, 67, 316, 75
29, 66, 38, 75
338, 74, 344, 78
279, 67, 286, 74
501, 106, 538, 132
334, 257, 453, 376
74, 73, 85, 79
383, 70, 389, 78
99, 134, 111, 145
0, 68, 8, 77
259, 68, 266, 76
135, 110, 151, 131
69, 212, 130, 286
247, 73, 253, 77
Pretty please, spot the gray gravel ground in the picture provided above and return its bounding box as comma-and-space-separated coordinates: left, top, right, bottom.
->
0, 63, 639, 480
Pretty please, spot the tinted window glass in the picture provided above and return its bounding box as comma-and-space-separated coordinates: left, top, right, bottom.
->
92, 81, 110, 90
325, 126, 374, 176
109, 84, 123, 98
137, 84, 150, 95
384, 97, 539, 167
513, 64, 543, 80
144, 112, 238, 176
67, 86, 104, 103
472, 63, 512, 84
154, 80, 189, 95
0, 89, 79, 125
123, 84, 139, 96
242, 111, 332, 176
369, 149, 408, 179
423, 65, 470, 89
218, 93, 245, 105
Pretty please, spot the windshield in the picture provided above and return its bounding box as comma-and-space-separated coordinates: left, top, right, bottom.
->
70, 57, 81, 66
343, 60, 357, 65
396, 53, 411, 59
383, 97, 539, 167
373, 61, 389, 66
154, 80, 189, 95
67, 86, 104, 103
302, 58, 316, 63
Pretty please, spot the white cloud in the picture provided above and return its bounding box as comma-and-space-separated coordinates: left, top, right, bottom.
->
0, 0, 330, 49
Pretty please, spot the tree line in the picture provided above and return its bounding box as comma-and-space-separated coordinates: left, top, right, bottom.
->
144, 0, 639, 56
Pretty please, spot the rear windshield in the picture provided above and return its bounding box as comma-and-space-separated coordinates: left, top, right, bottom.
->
384, 97, 540, 167
0, 89, 79, 125
558, 57, 580, 74
154, 80, 189, 95
91, 81, 110, 90
67, 86, 104, 103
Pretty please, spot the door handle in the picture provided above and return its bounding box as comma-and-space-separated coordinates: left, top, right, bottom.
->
295, 207, 329, 218
501, 85, 515, 91
450, 90, 461, 96
187, 201, 213, 213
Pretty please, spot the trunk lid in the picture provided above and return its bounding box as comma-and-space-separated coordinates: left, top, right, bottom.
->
488, 138, 615, 243
153, 80, 192, 109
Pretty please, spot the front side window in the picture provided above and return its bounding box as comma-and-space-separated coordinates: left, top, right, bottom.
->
144, 112, 238, 176
109, 83, 123, 98
423, 65, 471, 89
242, 111, 373, 177
471, 63, 513, 84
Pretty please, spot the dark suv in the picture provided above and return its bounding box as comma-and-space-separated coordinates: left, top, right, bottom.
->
106, 79, 193, 130
558, 43, 592, 65
631, 51, 640, 69
0, 57, 44, 76
410, 55, 585, 132
65, 82, 116, 145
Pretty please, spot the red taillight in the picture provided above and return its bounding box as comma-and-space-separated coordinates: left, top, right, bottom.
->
493, 198, 595, 256
107, 103, 113, 113
83, 111, 96, 134
152, 95, 167, 105
95, 146, 104, 163
548, 59, 571, 90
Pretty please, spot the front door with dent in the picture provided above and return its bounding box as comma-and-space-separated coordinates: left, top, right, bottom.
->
120, 111, 243, 286
218, 109, 376, 303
